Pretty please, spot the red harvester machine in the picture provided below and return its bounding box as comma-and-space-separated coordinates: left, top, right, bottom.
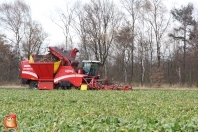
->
20, 46, 132, 90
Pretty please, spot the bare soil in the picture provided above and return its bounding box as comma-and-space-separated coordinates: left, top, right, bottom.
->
0, 85, 28, 89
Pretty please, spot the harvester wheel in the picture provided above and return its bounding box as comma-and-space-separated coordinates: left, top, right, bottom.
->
29, 81, 38, 89
54, 84, 62, 90
64, 86, 72, 90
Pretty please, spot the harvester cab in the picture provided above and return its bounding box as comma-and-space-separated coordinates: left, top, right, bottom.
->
82, 60, 101, 76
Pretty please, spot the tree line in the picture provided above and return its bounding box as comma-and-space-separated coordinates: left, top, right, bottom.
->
0, 0, 197, 87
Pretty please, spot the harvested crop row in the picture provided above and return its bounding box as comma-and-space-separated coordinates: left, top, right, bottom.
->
37, 53, 59, 62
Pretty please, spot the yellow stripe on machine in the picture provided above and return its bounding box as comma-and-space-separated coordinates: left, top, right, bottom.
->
54, 61, 61, 73
29, 55, 34, 63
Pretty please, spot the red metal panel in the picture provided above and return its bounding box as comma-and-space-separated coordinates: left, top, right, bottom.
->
38, 81, 54, 90
21, 61, 38, 80
29, 63, 54, 79
54, 66, 86, 87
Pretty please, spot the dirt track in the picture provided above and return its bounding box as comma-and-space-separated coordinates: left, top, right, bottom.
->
0, 85, 28, 89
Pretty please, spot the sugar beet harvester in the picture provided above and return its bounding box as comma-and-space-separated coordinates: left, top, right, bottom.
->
20, 46, 132, 90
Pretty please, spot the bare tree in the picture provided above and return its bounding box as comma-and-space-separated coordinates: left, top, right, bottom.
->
72, 1, 91, 60
144, 0, 170, 87
0, 34, 18, 82
51, 2, 75, 50
21, 20, 48, 59
120, 0, 141, 83
0, 0, 31, 60
75, 0, 123, 77
188, 20, 198, 86
136, 0, 148, 86
114, 22, 133, 82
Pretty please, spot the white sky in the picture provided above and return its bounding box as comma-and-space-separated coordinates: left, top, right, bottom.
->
1, 0, 198, 46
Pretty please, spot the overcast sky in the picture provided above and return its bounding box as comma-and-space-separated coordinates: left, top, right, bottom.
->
1, 0, 198, 46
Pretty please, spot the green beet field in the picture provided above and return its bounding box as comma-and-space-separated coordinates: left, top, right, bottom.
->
0, 89, 198, 131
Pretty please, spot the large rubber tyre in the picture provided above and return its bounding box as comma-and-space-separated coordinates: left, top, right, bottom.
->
54, 84, 62, 90
62, 86, 71, 90
29, 81, 38, 89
